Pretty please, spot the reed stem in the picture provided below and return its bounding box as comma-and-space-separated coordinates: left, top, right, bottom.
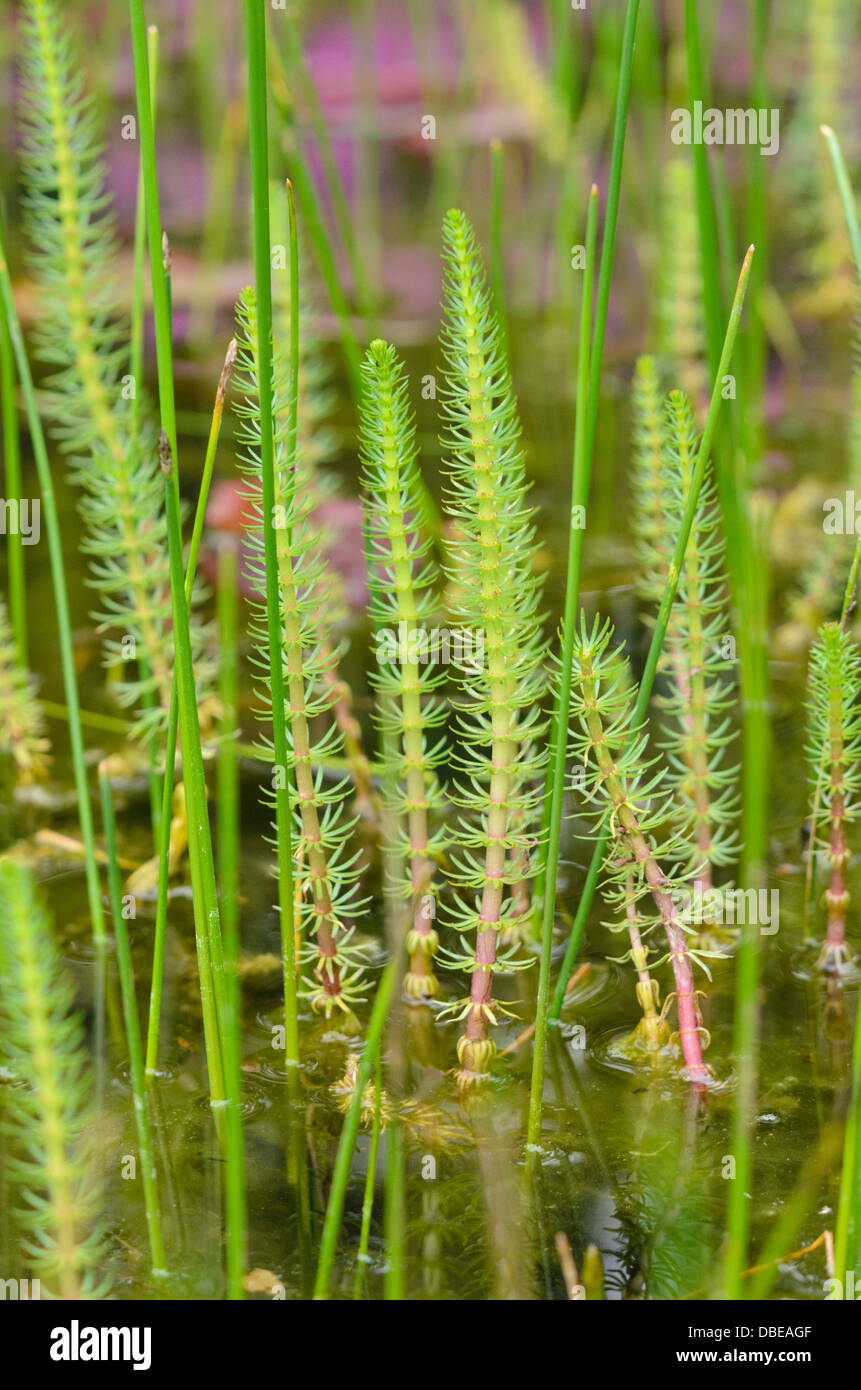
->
314, 952, 401, 1299
0, 309, 26, 667
99, 766, 166, 1276
526, 185, 597, 1154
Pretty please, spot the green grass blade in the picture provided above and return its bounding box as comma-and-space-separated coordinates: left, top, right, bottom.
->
526, 184, 597, 1156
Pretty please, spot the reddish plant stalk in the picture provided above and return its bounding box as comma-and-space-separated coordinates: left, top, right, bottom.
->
581, 662, 710, 1083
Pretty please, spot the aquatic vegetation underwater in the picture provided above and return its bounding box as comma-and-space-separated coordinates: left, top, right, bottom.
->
3, 0, 861, 1311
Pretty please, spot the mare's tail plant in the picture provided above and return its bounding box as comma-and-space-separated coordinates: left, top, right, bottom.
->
359, 339, 446, 999
657, 391, 739, 898
631, 355, 669, 609
17, 0, 214, 744
436, 209, 547, 1086
569, 616, 712, 1082
234, 287, 368, 1018
0, 858, 109, 1298
0, 598, 51, 784
806, 621, 861, 973
272, 218, 378, 821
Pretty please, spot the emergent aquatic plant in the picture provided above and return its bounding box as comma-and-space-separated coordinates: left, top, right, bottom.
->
806, 620, 861, 973
234, 287, 368, 1018
359, 339, 446, 999
0, 858, 109, 1298
18, 0, 215, 744
436, 208, 547, 1086
569, 616, 712, 1083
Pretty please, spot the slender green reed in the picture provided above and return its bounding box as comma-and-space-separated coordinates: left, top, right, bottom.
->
242, 5, 300, 1081
314, 952, 401, 1299
129, 0, 227, 1100
0, 310, 26, 666
683, 0, 724, 361
821, 124, 861, 281
217, 537, 240, 988
130, 23, 158, 444
277, 130, 363, 401
551, 246, 755, 1019
582, 0, 640, 467
243, 25, 308, 1268
821, 120, 861, 1289
129, 22, 161, 840
143, 340, 235, 1079
214, 534, 246, 1299
526, 185, 597, 1155
534, 0, 640, 935
98, 767, 166, 1276
279, 21, 376, 327
351, 0, 382, 295
383, 1114, 406, 1299
352, 1057, 382, 1299
0, 230, 105, 942
160, 438, 225, 1098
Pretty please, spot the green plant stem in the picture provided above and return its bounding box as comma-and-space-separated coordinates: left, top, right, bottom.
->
130, 22, 158, 442
822, 118, 861, 1290
821, 125, 861, 282
279, 20, 376, 327
550, 245, 755, 1020
215, 539, 246, 1299
0, 307, 26, 666
534, 0, 640, 927
217, 537, 240, 1002
243, 1, 301, 1079
582, 0, 640, 470
144, 339, 235, 1078
0, 229, 105, 942
526, 185, 597, 1156
99, 766, 166, 1276
352, 1057, 382, 1299
684, 0, 724, 368
129, 22, 161, 841
314, 951, 401, 1299
161, 441, 226, 1101
128, 1, 225, 1094
383, 1113, 405, 1299
280, 138, 363, 401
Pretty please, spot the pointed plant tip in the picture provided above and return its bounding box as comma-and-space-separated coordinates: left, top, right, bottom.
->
217, 338, 239, 401
820, 124, 834, 138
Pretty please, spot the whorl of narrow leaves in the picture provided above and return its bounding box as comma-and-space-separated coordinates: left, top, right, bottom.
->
436, 209, 547, 1083
0, 599, 51, 783
631, 355, 668, 606
233, 288, 367, 1016
17, 0, 214, 741
568, 616, 712, 1082
359, 340, 446, 997
0, 859, 109, 1298
658, 391, 739, 887
806, 621, 861, 971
